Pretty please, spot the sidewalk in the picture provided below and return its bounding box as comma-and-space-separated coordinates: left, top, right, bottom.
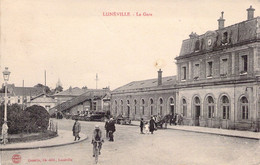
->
131, 121, 260, 140
0, 130, 88, 151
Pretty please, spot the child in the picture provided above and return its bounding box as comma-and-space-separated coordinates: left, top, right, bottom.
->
144, 121, 150, 134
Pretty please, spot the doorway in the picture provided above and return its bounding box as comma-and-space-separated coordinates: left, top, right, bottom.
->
195, 106, 200, 126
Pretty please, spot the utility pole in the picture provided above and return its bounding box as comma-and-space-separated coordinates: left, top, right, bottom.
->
95, 73, 99, 89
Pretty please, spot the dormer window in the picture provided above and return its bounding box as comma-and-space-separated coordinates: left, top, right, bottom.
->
181, 66, 187, 80
222, 32, 228, 45
195, 40, 200, 52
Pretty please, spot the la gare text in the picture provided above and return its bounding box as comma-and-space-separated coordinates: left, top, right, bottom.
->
103, 12, 152, 16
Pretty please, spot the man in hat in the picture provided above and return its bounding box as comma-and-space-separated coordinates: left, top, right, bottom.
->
72, 118, 81, 141
108, 118, 116, 141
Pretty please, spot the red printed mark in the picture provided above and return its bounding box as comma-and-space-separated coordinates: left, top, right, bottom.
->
12, 154, 21, 164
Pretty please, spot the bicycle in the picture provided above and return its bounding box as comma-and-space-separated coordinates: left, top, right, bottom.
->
92, 140, 102, 164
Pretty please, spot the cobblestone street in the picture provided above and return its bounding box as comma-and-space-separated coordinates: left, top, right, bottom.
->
1, 119, 259, 165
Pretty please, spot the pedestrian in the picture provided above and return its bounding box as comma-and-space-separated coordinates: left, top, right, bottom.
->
1, 121, 8, 144
108, 118, 116, 141
140, 118, 144, 134
176, 113, 179, 125
104, 118, 109, 139
149, 117, 156, 134
72, 118, 81, 141
144, 121, 150, 134
173, 113, 177, 125
179, 113, 184, 125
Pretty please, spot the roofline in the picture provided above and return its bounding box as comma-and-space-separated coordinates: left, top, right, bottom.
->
181, 16, 260, 43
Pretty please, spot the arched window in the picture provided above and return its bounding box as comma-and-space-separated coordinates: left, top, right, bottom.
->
240, 96, 249, 120
126, 100, 130, 117
207, 96, 215, 118
150, 98, 154, 115
159, 98, 163, 115
182, 98, 187, 117
169, 98, 174, 115
120, 100, 124, 115
221, 96, 230, 119
134, 100, 137, 115
115, 100, 118, 115
141, 99, 145, 115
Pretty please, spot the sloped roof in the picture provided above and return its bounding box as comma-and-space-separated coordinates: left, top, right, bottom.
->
12, 87, 43, 96
113, 76, 177, 92
50, 89, 110, 113
53, 87, 87, 97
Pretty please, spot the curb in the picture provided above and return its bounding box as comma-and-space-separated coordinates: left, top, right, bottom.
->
130, 122, 260, 140
0, 135, 88, 151
166, 127, 260, 140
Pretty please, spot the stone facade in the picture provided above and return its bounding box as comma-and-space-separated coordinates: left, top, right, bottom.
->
175, 8, 260, 131
111, 7, 260, 131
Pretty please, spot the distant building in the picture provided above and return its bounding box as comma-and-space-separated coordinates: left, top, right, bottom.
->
49, 89, 111, 116
27, 93, 57, 112
0, 84, 43, 106
53, 87, 88, 103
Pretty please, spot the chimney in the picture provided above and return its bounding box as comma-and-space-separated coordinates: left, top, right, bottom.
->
247, 5, 255, 20
158, 69, 162, 86
218, 11, 225, 29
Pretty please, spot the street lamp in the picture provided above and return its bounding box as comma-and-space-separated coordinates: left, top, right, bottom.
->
2, 67, 10, 144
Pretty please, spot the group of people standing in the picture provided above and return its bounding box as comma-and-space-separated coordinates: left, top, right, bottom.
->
140, 117, 157, 134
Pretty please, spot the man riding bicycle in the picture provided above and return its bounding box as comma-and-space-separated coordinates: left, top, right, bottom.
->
91, 125, 104, 157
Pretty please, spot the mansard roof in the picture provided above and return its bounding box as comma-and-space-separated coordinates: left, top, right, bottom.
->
177, 17, 260, 59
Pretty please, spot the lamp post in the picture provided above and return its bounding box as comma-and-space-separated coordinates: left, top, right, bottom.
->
2, 67, 10, 144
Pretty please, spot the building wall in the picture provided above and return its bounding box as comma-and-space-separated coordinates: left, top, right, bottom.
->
177, 83, 259, 131
111, 89, 177, 120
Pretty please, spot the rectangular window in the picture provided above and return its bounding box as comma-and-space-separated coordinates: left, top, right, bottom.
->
241, 55, 248, 74
220, 58, 228, 76
182, 66, 187, 80
208, 106, 212, 118
142, 106, 145, 115
207, 61, 213, 77
194, 63, 200, 79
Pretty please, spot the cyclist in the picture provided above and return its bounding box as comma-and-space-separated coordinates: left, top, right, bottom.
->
91, 125, 104, 157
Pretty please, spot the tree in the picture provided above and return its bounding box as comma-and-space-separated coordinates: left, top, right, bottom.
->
24, 105, 50, 133
34, 83, 51, 94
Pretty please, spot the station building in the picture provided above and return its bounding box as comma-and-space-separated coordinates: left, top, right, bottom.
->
111, 6, 260, 131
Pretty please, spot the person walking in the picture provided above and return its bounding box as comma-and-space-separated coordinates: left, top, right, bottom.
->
149, 117, 156, 134
140, 118, 144, 134
108, 118, 116, 141
72, 118, 81, 141
104, 118, 109, 139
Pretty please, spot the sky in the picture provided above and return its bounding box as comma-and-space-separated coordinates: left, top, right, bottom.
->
1, 0, 260, 90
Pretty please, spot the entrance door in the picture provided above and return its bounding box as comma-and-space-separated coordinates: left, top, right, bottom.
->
195, 106, 200, 126
170, 105, 174, 115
